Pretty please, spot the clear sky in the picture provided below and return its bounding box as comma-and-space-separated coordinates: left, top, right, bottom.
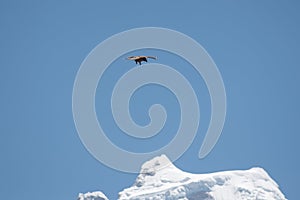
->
1, 1, 299, 199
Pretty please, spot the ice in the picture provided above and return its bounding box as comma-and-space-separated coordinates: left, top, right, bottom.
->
78, 155, 287, 200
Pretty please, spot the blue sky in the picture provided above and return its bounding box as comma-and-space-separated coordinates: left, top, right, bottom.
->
1, 0, 299, 199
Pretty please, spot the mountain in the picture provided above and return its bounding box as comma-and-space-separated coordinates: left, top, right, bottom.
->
78, 191, 108, 200
78, 155, 287, 200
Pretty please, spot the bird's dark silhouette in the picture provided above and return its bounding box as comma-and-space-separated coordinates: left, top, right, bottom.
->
127, 56, 157, 65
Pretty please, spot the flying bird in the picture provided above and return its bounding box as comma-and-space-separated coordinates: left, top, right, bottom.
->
127, 56, 157, 65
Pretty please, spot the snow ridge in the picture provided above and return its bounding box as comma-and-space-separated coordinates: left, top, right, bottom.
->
78, 155, 287, 200
78, 191, 108, 200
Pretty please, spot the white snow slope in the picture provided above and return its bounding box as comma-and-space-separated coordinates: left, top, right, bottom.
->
78, 191, 109, 200
78, 155, 287, 200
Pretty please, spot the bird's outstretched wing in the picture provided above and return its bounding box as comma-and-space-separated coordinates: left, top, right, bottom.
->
145, 56, 157, 60
127, 56, 138, 60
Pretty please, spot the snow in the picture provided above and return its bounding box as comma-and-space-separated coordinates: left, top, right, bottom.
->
78, 155, 287, 200
78, 191, 108, 200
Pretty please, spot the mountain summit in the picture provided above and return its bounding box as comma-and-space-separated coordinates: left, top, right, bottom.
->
79, 155, 287, 200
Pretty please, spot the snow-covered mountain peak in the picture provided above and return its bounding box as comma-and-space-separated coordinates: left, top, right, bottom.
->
118, 155, 286, 200
139, 154, 175, 174
78, 191, 108, 200
134, 154, 187, 188
78, 155, 287, 200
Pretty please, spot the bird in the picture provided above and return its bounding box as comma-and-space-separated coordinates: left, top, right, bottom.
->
127, 56, 157, 65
